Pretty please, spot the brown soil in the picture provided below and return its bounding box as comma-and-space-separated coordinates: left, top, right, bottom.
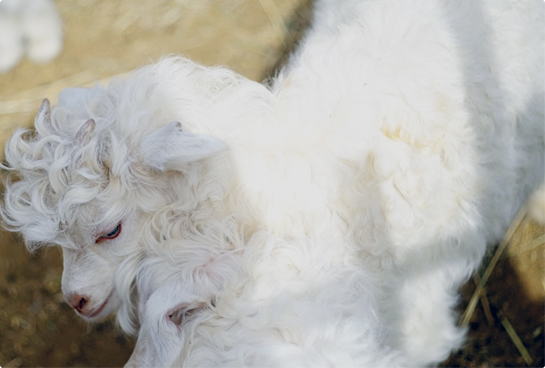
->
0, 1, 543, 367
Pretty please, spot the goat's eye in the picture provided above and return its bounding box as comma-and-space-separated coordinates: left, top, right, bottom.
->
96, 223, 122, 244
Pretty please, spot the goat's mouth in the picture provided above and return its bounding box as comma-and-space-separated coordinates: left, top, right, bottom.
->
81, 291, 113, 319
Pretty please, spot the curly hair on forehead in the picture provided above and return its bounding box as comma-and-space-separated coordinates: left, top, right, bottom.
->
0, 98, 140, 249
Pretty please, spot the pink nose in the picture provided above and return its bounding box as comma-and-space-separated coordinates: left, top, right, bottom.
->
66, 293, 90, 313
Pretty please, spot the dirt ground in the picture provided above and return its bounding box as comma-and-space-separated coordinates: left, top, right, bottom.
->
0, 1, 543, 367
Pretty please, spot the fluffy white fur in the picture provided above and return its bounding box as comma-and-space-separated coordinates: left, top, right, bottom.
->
1, 0, 544, 366
0, 0, 63, 73
126, 227, 405, 367
528, 183, 545, 224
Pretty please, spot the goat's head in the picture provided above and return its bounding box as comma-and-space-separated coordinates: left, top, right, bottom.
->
125, 279, 205, 368
1, 80, 227, 333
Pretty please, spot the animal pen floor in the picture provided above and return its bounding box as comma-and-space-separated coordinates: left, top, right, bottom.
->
0, 1, 543, 367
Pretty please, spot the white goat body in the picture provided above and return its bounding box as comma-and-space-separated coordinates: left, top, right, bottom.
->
2, 0, 543, 366
127, 232, 406, 367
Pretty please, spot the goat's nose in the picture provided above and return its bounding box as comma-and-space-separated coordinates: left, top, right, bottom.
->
66, 293, 90, 313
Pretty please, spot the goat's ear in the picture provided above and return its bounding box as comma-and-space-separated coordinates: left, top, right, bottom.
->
57, 84, 103, 112
144, 280, 200, 332
166, 301, 206, 330
140, 121, 227, 171
166, 304, 187, 327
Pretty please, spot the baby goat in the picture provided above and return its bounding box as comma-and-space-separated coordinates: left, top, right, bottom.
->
2, 0, 543, 366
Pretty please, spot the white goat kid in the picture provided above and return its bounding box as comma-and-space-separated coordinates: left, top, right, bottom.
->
125, 233, 406, 367
0, 0, 63, 73
1, 0, 543, 366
